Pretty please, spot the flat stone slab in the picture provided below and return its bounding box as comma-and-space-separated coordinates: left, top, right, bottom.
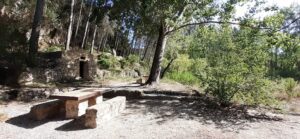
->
29, 99, 64, 120
50, 88, 110, 102
84, 96, 126, 128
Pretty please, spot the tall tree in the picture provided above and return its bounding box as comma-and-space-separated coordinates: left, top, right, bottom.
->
75, 0, 84, 38
28, 0, 45, 66
81, 4, 93, 49
65, 0, 75, 51
139, 0, 241, 85
90, 25, 98, 53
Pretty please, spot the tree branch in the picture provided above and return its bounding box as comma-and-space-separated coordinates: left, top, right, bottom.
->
165, 21, 271, 35
281, 16, 300, 30
165, 16, 300, 35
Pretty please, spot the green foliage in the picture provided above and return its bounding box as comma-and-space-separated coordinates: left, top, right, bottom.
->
170, 54, 192, 72
166, 72, 199, 85
187, 26, 273, 105
284, 78, 298, 99
98, 53, 120, 70
44, 45, 62, 52
120, 54, 140, 69
190, 58, 207, 80
127, 55, 140, 65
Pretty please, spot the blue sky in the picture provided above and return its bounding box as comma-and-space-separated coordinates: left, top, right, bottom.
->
235, 0, 300, 18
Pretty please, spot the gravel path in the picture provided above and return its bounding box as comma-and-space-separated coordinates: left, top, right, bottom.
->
1, 99, 300, 139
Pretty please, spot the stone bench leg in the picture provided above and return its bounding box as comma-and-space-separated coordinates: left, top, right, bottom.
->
84, 96, 126, 128
65, 100, 79, 119
88, 97, 96, 106
88, 96, 103, 106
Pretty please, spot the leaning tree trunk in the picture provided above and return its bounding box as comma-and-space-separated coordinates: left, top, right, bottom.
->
65, 0, 75, 51
160, 58, 175, 79
145, 23, 168, 85
90, 25, 98, 54
28, 0, 45, 67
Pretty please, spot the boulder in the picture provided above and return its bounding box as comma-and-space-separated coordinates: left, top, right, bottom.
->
18, 71, 34, 86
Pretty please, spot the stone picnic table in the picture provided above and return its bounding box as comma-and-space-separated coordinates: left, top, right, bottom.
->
49, 88, 110, 119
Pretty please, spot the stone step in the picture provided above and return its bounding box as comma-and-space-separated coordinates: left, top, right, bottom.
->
84, 96, 126, 128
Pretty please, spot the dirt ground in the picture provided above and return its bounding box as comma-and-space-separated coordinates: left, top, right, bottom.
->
1, 81, 300, 139
1, 97, 300, 139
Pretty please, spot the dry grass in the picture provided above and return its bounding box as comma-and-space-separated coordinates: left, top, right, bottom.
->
293, 84, 300, 98
274, 83, 300, 101
287, 98, 300, 113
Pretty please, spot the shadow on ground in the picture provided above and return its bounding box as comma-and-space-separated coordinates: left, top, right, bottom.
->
5, 114, 65, 129
125, 98, 282, 131
4, 95, 283, 132
55, 116, 88, 131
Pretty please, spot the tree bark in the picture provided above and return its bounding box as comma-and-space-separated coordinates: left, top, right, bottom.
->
97, 33, 104, 52
129, 31, 136, 55
160, 58, 175, 79
141, 38, 152, 61
28, 0, 45, 67
90, 25, 98, 54
145, 23, 168, 85
101, 33, 108, 52
81, 5, 93, 49
65, 0, 75, 51
75, 0, 84, 38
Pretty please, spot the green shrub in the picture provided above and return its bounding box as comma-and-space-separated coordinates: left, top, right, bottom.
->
171, 54, 192, 72
45, 45, 62, 52
190, 58, 207, 79
284, 78, 297, 99
120, 54, 142, 70
127, 55, 140, 65
98, 58, 110, 69
98, 54, 120, 69
166, 72, 199, 85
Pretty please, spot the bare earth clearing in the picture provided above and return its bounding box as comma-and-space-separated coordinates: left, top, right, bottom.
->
0, 81, 300, 139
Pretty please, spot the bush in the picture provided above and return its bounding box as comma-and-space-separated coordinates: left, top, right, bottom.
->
120, 55, 140, 69
127, 55, 140, 65
170, 54, 192, 72
284, 78, 297, 99
190, 58, 207, 80
166, 72, 199, 85
98, 53, 120, 69
44, 45, 62, 52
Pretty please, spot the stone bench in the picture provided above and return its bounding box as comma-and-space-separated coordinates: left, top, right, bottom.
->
50, 88, 107, 119
84, 96, 126, 128
29, 99, 64, 120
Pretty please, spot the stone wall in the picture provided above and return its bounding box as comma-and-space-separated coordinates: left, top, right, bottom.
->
18, 50, 97, 85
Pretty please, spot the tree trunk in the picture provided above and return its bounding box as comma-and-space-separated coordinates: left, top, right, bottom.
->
145, 23, 168, 85
90, 25, 98, 54
81, 5, 93, 49
129, 32, 136, 55
28, 0, 45, 67
65, 0, 75, 51
141, 38, 152, 61
97, 33, 104, 52
101, 33, 108, 52
75, 0, 84, 38
160, 58, 175, 79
